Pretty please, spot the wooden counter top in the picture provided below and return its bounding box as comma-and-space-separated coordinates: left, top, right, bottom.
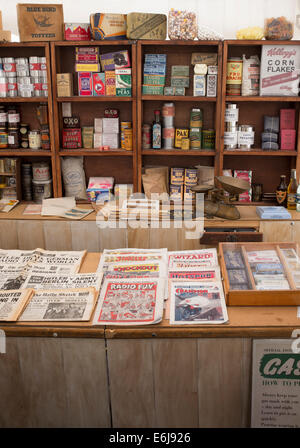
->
0, 252, 299, 339
1, 203, 300, 224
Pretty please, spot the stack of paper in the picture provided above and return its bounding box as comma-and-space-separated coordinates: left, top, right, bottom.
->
167, 249, 228, 325
41, 197, 93, 220
256, 206, 291, 220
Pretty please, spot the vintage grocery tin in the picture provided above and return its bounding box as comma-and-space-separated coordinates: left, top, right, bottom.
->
64, 23, 91, 41
90, 13, 127, 40
126, 13, 166, 40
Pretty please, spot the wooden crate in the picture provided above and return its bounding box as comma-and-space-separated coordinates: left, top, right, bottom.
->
219, 241, 300, 306
17, 3, 64, 42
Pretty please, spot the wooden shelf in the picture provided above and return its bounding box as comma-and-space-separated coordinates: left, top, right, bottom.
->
142, 150, 216, 156
225, 96, 300, 102
53, 40, 134, 47
225, 39, 300, 46
0, 97, 48, 103
59, 150, 133, 156
141, 95, 217, 102
223, 150, 298, 156
57, 96, 133, 102
0, 151, 52, 157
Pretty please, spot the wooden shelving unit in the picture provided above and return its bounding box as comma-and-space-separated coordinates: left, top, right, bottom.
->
0, 42, 57, 198
137, 40, 223, 191
220, 40, 300, 204
50, 40, 138, 196
2, 39, 300, 205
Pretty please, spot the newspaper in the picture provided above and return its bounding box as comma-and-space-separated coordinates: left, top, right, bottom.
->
92, 278, 165, 326
102, 261, 167, 279
0, 199, 19, 213
19, 288, 97, 322
22, 272, 103, 293
97, 248, 168, 273
0, 289, 33, 321
168, 249, 218, 271
0, 265, 28, 290
170, 281, 228, 325
0, 248, 86, 275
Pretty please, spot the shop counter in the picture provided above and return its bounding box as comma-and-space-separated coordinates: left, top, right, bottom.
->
0, 252, 299, 428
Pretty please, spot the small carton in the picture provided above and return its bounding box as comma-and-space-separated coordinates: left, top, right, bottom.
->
143, 74, 165, 86
94, 118, 103, 133
194, 75, 206, 96
171, 65, 189, 77
100, 50, 130, 71
142, 84, 164, 95
102, 133, 119, 149
280, 109, 296, 130
75, 63, 100, 73
94, 133, 103, 148
78, 72, 93, 96
175, 129, 189, 148
62, 128, 82, 149
171, 76, 189, 88
103, 118, 119, 134
82, 127, 94, 149
57, 73, 73, 97
206, 74, 217, 97
280, 129, 296, 150
93, 73, 105, 96
105, 71, 116, 96
64, 23, 91, 41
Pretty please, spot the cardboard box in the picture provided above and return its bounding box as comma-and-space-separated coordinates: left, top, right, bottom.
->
260, 45, 300, 96
126, 12, 166, 40
191, 53, 218, 66
78, 72, 93, 96
75, 63, 100, 73
90, 13, 126, 40
171, 65, 189, 77
280, 129, 296, 150
175, 129, 189, 148
103, 118, 119, 134
0, 31, 11, 42
143, 74, 165, 86
116, 88, 131, 97
171, 76, 189, 88
82, 127, 94, 149
116, 72, 131, 89
62, 128, 81, 149
63, 116, 80, 128
105, 71, 116, 96
144, 63, 166, 75
56, 73, 73, 97
102, 133, 119, 149
94, 118, 103, 133
194, 75, 206, 96
280, 109, 295, 130
64, 23, 91, 41
94, 133, 102, 148
93, 73, 105, 96
207, 74, 217, 97
17, 3, 64, 41
100, 50, 130, 71
142, 84, 164, 95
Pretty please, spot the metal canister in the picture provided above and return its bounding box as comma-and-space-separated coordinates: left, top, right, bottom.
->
0, 77, 7, 98
238, 125, 255, 149
7, 78, 17, 97
123, 129, 133, 151
41, 125, 51, 150
40, 57, 47, 70
3, 58, 16, 77
163, 127, 175, 149
142, 124, 151, 149
162, 103, 175, 128
224, 129, 238, 149
225, 103, 239, 124
190, 108, 203, 128
32, 77, 43, 97
181, 137, 190, 150
226, 57, 243, 96
202, 129, 215, 150
29, 56, 41, 72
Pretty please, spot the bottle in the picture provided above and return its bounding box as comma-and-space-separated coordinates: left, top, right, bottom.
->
276, 175, 287, 208
287, 169, 298, 210
296, 180, 300, 212
152, 110, 162, 149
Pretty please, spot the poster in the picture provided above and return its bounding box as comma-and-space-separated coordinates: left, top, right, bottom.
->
251, 339, 300, 428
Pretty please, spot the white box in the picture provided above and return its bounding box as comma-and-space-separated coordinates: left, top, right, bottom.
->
102, 133, 119, 149
260, 45, 300, 96
193, 74, 206, 96
94, 133, 103, 148
102, 118, 119, 134
94, 118, 103, 133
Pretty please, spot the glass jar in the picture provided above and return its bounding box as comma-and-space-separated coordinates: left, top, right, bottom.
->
7, 106, 20, 127
29, 130, 41, 150
8, 127, 20, 149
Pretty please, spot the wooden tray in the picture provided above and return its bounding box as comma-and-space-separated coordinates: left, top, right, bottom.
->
219, 242, 300, 306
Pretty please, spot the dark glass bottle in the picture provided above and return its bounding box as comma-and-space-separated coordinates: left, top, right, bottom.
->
152, 110, 162, 149
276, 175, 288, 208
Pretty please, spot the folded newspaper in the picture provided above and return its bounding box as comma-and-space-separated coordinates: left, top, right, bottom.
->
0, 289, 33, 321
22, 272, 103, 294
19, 288, 97, 322
93, 278, 165, 326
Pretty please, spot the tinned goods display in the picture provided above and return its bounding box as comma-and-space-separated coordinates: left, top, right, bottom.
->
241, 55, 260, 96
162, 103, 175, 149
224, 103, 239, 149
